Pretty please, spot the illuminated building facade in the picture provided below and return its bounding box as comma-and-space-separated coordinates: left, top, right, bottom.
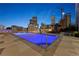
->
11, 25, 26, 32
40, 16, 55, 33
40, 23, 47, 33
28, 16, 39, 33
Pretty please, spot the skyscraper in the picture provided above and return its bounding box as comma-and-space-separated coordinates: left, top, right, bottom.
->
28, 16, 39, 33
60, 8, 71, 30
51, 16, 55, 25
64, 13, 71, 28
60, 8, 66, 29
30, 17, 37, 25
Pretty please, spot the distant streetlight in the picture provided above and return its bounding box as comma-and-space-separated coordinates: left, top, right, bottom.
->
62, 12, 65, 16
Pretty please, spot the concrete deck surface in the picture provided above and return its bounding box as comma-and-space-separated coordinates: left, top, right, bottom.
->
0, 33, 79, 56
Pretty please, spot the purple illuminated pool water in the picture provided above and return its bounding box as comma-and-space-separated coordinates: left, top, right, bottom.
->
14, 33, 59, 48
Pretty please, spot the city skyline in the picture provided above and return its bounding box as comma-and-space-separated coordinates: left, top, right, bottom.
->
0, 3, 75, 28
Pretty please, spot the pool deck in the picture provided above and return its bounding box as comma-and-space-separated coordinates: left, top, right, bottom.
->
0, 33, 79, 56
54, 36, 79, 56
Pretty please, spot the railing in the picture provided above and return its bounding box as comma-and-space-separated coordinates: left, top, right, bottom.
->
0, 30, 12, 33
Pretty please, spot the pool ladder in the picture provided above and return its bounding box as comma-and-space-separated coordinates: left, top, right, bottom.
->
40, 33, 48, 50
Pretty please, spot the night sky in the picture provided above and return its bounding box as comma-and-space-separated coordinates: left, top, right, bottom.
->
0, 3, 75, 28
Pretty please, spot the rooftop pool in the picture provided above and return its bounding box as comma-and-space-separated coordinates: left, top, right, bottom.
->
14, 32, 59, 48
